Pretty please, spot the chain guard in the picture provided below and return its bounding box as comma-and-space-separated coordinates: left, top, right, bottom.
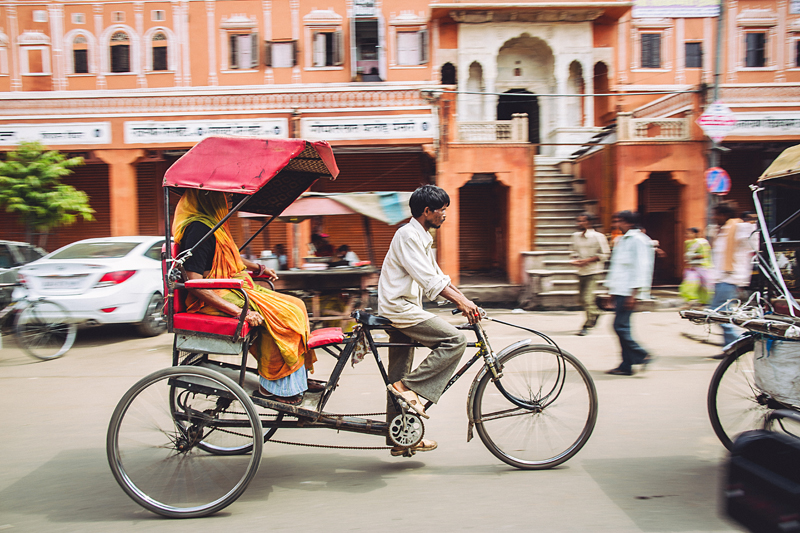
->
388, 413, 424, 448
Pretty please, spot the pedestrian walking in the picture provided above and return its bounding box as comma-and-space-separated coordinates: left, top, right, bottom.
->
605, 211, 655, 376
708, 202, 756, 358
679, 227, 713, 307
570, 212, 610, 336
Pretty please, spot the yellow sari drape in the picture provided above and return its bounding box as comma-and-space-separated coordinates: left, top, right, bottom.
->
173, 190, 315, 380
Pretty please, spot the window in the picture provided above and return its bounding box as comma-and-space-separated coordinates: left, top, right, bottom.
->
312, 31, 343, 67
266, 41, 297, 68
745, 32, 766, 67
796, 41, 800, 68
112, 11, 125, 23
641, 33, 661, 68
396, 30, 427, 66
73, 35, 89, 73
110, 31, 130, 73
229, 33, 259, 69
33, 10, 47, 23
144, 241, 165, 261
151, 10, 165, 22
152, 32, 167, 71
685, 42, 702, 68
72, 13, 85, 24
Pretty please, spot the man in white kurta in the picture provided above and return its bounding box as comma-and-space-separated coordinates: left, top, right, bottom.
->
378, 185, 481, 454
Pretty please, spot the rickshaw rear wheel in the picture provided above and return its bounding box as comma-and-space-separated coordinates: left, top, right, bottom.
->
107, 366, 262, 518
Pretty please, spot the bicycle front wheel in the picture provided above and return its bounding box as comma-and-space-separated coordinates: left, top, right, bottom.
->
107, 366, 262, 518
472, 345, 598, 469
15, 299, 77, 360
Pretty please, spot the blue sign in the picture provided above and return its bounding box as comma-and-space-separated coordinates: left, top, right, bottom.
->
705, 167, 731, 195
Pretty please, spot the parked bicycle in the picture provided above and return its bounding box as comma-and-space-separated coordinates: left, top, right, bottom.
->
0, 282, 77, 360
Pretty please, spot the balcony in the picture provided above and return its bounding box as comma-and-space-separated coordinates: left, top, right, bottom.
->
617, 112, 691, 141
457, 113, 529, 143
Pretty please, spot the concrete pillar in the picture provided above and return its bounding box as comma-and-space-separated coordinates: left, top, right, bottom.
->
94, 149, 144, 236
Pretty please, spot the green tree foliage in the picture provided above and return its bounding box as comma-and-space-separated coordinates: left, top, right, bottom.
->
0, 141, 94, 247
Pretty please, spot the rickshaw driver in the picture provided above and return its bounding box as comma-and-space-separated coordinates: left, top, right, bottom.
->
174, 189, 322, 405
379, 185, 481, 456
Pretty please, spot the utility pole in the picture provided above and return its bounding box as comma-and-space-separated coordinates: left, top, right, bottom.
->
706, 0, 727, 222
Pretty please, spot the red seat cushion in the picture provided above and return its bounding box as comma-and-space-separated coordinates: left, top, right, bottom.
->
173, 312, 251, 338
308, 327, 344, 349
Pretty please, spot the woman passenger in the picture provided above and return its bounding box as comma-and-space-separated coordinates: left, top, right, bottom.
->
173, 189, 317, 405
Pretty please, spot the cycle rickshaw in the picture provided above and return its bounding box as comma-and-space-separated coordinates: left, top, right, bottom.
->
106, 136, 598, 518
681, 144, 800, 450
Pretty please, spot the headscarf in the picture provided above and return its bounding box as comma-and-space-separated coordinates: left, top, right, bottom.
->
172, 189, 246, 279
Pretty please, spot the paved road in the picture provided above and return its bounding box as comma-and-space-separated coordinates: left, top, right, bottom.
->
0, 308, 745, 532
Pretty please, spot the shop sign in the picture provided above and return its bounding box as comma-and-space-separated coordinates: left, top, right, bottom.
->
727, 112, 800, 137
705, 167, 731, 196
792, 0, 800, 14
697, 101, 737, 143
124, 118, 288, 144
632, 0, 719, 18
0, 122, 111, 146
301, 115, 435, 141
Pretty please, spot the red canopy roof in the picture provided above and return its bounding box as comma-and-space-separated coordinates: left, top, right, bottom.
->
163, 137, 339, 194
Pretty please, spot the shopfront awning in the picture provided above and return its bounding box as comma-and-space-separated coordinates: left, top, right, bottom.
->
758, 144, 800, 182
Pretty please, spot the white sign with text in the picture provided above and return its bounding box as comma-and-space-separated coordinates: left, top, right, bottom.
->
124, 119, 288, 144
0, 122, 111, 146
728, 112, 800, 137
301, 115, 436, 141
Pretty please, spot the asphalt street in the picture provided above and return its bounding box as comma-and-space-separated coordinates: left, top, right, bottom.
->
0, 307, 746, 532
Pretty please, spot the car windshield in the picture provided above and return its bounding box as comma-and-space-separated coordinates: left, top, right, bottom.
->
50, 242, 141, 259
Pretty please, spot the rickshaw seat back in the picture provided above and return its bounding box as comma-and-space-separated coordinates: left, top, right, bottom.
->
162, 243, 252, 348
308, 327, 344, 349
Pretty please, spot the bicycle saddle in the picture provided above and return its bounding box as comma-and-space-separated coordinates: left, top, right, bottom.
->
351, 309, 392, 326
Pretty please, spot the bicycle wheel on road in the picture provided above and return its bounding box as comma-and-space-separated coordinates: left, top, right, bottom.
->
707, 343, 783, 450
15, 299, 77, 360
107, 366, 262, 518
472, 345, 598, 470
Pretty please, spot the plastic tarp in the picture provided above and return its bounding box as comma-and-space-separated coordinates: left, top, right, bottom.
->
754, 336, 800, 407
758, 144, 800, 182
240, 191, 412, 225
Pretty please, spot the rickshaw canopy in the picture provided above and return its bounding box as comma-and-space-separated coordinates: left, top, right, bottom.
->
758, 144, 800, 182
239, 191, 412, 225
163, 137, 339, 216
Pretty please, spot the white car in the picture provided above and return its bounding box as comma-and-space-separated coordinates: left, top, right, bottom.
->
17, 236, 167, 337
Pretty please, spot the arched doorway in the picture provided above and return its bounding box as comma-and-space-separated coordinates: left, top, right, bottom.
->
495, 33, 555, 148
496, 89, 539, 143
441, 62, 456, 85
459, 174, 509, 281
593, 62, 610, 126
638, 172, 683, 285
465, 61, 484, 121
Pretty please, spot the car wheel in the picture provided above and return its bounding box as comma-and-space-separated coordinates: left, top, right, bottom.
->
136, 293, 166, 337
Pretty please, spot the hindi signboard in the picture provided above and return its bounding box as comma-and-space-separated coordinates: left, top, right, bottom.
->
124, 118, 288, 144
697, 101, 737, 143
633, 0, 720, 18
726, 112, 800, 137
300, 115, 436, 141
0, 122, 111, 146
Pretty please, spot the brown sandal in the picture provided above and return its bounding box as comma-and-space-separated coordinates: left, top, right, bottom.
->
387, 383, 429, 419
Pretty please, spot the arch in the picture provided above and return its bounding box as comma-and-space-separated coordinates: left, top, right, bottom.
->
143, 26, 177, 71
440, 62, 456, 85
464, 61, 484, 121
99, 24, 141, 74
566, 60, 585, 127
593, 61, 610, 126
64, 30, 97, 74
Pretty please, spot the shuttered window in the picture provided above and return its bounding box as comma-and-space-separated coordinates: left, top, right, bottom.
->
745, 32, 766, 67
229, 33, 259, 69
685, 42, 702, 69
641, 33, 661, 69
312, 31, 343, 67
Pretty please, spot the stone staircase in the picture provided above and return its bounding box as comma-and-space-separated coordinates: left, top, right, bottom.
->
520, 158, 605, 310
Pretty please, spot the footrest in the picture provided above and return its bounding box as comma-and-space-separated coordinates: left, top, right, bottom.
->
309, 327, 344, 349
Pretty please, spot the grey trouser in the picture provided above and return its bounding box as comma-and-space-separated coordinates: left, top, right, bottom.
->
578, 273, 600, 327
385, 316, 467, 429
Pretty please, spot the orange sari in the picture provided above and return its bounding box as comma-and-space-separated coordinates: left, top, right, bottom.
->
173, 190, 315, 380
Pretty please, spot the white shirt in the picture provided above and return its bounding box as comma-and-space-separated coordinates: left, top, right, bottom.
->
605, 228, 655, 298
378, 218, 451, 327
570, 229, 610, 276
712, 221, 756, 287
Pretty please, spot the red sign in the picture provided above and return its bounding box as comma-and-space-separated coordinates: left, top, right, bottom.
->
697, 101, 738, 143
